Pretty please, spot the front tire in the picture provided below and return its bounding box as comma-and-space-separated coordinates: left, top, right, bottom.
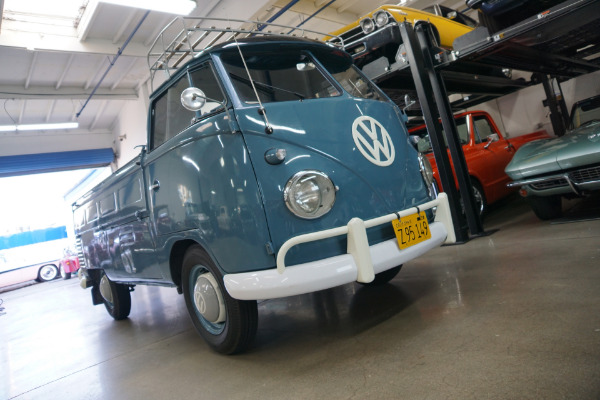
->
472, 181, 487, 216
182, 245, 258, 354
37, 264, 58, 282
99, 272, 131, 320
528, 195, 562, 220
460, 181, 487, 217
60, 265, 72, 280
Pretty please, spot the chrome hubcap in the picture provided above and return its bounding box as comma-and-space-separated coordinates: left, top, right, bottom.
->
41, 266, 56, 280
193, 272, 226, 324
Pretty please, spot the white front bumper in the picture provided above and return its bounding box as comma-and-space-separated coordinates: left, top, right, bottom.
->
224, 193, 455, 300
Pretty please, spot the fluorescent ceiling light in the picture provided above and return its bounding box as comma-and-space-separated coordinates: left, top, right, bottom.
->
0, 125, 18, 132
99, 0, 196, 15
0, 122, 79, 132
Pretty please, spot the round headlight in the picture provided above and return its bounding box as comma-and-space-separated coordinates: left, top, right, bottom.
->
359, 18, 375, 34
374, 11, 389, 27
284, 170, 336, 219
418, 153, 436, 196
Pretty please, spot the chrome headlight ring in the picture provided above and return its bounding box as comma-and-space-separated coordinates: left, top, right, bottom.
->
359, 18, 375, 34
373, 10, 390, 27
283, 170, 336, 219
418, 153, 437, 198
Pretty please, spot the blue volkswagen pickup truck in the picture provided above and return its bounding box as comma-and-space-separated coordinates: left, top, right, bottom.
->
73, 18, 455, 354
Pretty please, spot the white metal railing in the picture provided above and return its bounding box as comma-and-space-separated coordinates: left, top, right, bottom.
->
147, 17, 344, 89
275, 193, 456, 277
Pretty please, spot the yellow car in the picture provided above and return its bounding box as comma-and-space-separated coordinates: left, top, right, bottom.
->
328, 4, 476, 66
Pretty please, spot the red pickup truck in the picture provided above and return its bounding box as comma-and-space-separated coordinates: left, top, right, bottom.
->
409, 110, 551, 214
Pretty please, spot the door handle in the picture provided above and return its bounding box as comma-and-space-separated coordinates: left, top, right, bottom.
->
149, 179, 160, 192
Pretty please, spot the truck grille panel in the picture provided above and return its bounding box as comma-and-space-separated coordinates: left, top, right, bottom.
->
339, 26, 365, 43
570, 165, 600, 183
531, 178, 568, 190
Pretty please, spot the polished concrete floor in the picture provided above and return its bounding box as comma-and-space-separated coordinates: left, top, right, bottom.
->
1, 195, 599, 400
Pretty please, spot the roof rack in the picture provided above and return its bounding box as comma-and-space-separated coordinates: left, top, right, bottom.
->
147, 17, 344, 89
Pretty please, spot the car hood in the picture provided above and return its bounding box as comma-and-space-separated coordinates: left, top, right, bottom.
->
505, 121, 600, 179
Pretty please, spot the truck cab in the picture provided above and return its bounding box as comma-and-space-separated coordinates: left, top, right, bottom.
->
73, 18, 455, 354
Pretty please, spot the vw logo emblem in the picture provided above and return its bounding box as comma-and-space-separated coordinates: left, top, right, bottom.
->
352, 116, 395, 166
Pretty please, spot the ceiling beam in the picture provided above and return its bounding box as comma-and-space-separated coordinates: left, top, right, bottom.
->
144, 15, 173, 47
267, 0, 359, 26
77, 0, 100, 42
18, 100, 26, 124
56, 54, 75, 90
0, 85, 139, 100
337, 0, 360, 14
111, 58, 138, 91
24, 52, 38, 90
0, 29, 149, 57
90, 100, 108, 130
45, 99, 57, 122
113, 9, 139, 44
84, 57, 109, 90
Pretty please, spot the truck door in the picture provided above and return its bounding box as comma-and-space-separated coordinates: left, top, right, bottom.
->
143, 62, 272, 275
471, 114, 514, 199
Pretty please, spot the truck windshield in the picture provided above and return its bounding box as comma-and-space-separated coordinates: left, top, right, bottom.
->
220, 50, 340, 104
219, 48, 387, 104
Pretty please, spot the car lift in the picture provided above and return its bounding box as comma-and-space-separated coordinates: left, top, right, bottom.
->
368, 0, 600, 242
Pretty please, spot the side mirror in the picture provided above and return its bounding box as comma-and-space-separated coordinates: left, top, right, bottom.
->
403, 94, 416, 112
484, 133, 499, 149
181, 87, 207, 111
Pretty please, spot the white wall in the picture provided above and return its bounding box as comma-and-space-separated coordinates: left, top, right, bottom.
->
467, 70, 600, 138
111, 83, 150, 169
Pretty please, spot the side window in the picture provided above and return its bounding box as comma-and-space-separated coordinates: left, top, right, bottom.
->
473, 116, 494, 144
189, 64, 226, 115
151, 74, 196, 150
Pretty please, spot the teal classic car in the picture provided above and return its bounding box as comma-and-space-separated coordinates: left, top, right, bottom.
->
73, 18, 455, 354
505, 94, 600, 219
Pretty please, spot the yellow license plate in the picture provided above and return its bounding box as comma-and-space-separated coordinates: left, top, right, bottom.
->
392, 211, 431, 250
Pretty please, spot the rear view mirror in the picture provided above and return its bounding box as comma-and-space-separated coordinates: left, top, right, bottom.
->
181, 87, 207, 111
447, 11, 457, 19
296, 62, 316, 71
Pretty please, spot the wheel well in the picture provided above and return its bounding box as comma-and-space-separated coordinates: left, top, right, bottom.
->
469, 176, 488, 202
169, 240, 198, 291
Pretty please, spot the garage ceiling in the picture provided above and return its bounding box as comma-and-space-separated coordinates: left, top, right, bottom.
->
0, 0, 470, 167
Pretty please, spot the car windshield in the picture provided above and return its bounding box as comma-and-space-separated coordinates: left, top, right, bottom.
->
219, 48, 386, 104
571, 96, 600, 129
